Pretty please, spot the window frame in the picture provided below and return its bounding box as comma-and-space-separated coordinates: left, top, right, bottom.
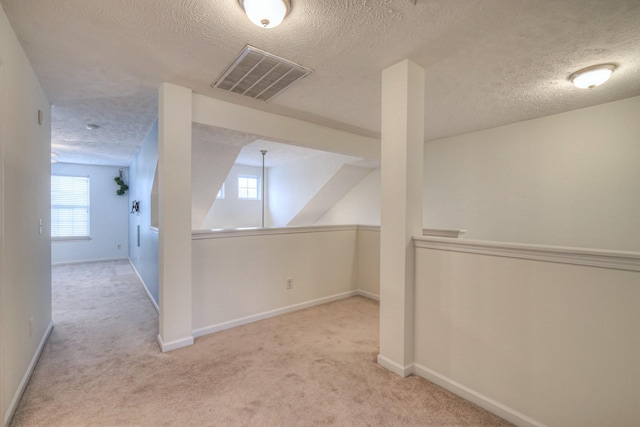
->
237, 175, 260, 200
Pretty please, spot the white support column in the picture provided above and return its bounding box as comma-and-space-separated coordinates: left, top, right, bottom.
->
157, 82, 194, 352
378, 60, 424, 377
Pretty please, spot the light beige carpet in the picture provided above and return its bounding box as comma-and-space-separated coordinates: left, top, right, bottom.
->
11, 260, 512, 426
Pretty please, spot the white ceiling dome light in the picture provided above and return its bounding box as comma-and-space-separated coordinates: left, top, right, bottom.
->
570, 64, 616, 89
239, 0, 291, 28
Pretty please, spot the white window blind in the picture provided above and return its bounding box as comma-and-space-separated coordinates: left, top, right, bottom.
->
51, 175, 90, 238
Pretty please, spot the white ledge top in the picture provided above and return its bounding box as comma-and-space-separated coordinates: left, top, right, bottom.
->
414, 236, 640, 272
192, 225, 469, 239
192, 225, 467, 239
423, 228, 467, 238
192, 224, 360, 240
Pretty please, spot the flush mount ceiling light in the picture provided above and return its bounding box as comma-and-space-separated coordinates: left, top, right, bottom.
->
51, 152, 59, 163
570, 64, 616, 89
85, 123, 100, 130
239, 0, 291, 28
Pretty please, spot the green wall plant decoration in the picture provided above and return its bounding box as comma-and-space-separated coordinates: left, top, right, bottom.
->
115, 169, 129, 195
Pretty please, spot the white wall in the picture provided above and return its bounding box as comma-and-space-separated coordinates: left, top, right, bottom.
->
192, 134, 242, 229
318, 96, 640, 251
191, 227, 360, 334
413, 240, 640, 427
424, 96, 640, 251
316, 168, 381, 225
0, 7, 52, 426
129, 122, 159, 305
355, 227, 380, 297
288, 164, 374, 226
192, 94, 380, 159
51, 163, 129, 264
268, 153, 346, 227
203, 164, 267, 229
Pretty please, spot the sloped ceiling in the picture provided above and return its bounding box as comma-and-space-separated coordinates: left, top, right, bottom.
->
189, 126, 379, 229
287, 164, 374, 227
2, 0, 640, 166
191, 124, 253, 228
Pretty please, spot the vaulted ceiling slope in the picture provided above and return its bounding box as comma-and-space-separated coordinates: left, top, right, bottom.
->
2, 0, 640, 166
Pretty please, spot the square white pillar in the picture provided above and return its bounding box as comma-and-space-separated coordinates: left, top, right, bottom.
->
378, 60, 424, 376
157, 82, 194, 352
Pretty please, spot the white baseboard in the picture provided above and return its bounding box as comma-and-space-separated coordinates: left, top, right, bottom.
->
412, 363, 546, 427
376, 354, 414, 378
4, 322, 54, 426
156, 334, 194, 353
192, 290, 360, 338
355, 289, 380, 301
51, 257, 129, 266
128, 259, 159, 313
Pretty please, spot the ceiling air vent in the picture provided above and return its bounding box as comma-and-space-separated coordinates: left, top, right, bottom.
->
212, 45, 312, 102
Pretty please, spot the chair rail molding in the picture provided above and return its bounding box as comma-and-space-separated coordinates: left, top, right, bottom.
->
414, 236, 640, 272
192, 224, 358, 240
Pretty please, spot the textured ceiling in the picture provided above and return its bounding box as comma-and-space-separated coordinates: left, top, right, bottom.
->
2, 0, 640, 166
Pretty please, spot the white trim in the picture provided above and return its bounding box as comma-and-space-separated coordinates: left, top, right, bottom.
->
51, 236, 91, 242
412, 363, 547, 427
354, 226, 467, 238
156, 334, 194, 353
376, 354, 414, 378
356, 225, 380, 232
422, 228, 466, 238
51, 256, 129, 266
192, 290, 359, 338
192, 224, 358, 240
355, 289, 380, 301
192, 225, 470, 240
128, 259, 159, 313
4, 322, 53, 426
414, 236, 640, 272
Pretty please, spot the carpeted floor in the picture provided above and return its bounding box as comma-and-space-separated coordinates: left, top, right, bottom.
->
11, 260, 512, 426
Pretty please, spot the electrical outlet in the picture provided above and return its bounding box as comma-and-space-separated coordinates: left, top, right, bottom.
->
117, 243, 122, 250
286, 278, 293, 289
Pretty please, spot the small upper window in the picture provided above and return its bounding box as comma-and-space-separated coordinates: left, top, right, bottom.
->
238, 175, 259, 200
216, 183, 225, 199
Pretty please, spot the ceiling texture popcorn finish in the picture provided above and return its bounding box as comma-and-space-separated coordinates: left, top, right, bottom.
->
1, 0, 640, 166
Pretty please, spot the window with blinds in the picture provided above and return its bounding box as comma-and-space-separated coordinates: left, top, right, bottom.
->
51, 175, 90, 239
